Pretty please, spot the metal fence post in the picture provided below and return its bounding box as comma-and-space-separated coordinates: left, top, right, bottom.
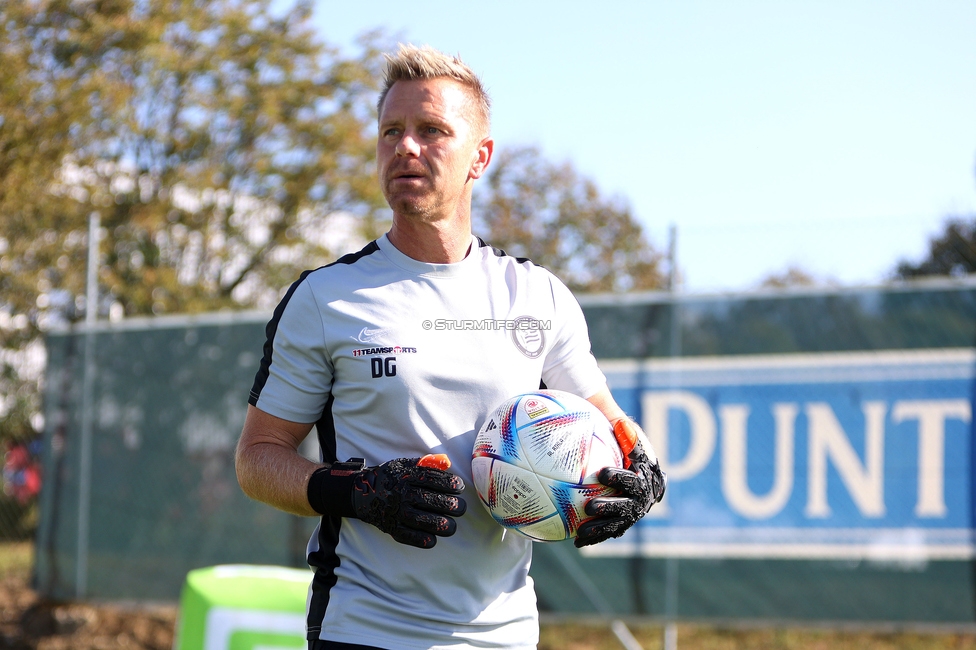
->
76, 211, 100, 599
664, 224, 679, 650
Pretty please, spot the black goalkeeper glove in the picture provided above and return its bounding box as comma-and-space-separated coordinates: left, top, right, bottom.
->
575, 418, 667, 548
307, 453, 466, 549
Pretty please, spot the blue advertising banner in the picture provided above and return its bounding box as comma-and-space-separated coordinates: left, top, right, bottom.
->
586, 348, 976, 562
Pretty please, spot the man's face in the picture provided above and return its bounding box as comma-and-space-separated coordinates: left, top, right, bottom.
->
377, 78, 489, 220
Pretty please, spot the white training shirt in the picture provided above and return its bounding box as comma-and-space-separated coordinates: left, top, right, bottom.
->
249, 233, 606, 649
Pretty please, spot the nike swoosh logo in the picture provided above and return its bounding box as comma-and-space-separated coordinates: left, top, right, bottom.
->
354, 326, 384, 343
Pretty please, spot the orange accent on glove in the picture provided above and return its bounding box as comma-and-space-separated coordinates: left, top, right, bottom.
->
417, 453, 452, 470
611, 418, 638, 469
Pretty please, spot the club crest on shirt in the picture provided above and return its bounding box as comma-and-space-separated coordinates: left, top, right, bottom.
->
511, 315, 546, 359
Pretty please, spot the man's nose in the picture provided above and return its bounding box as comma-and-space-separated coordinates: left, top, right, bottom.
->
395, 132, 421, 157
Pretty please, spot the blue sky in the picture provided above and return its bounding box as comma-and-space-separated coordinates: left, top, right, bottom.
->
313, 1, 976, 293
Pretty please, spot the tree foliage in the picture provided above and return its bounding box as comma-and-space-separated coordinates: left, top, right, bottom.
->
895, 216, 976, 279
1, 0, 389, 330
0, 0, 392, 536
759, 266, 828, 289
474, 146, 664, 293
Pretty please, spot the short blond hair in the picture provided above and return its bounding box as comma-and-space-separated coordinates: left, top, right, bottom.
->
377, 44, 491, 133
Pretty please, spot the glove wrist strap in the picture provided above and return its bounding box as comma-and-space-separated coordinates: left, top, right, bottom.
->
307, 458, 365, 517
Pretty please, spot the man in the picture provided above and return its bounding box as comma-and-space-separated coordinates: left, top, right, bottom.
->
235, 44, 666, 650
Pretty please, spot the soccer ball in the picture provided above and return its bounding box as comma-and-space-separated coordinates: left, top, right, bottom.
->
471, 390, 624, 542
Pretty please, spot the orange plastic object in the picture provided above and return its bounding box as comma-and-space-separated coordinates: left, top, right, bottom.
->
417, 453, 452, 470
612, 418, 637, 469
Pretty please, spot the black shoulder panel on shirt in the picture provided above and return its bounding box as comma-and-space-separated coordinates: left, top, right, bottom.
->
475, 236, 537, 267
325, 239, 381, 268
248, 240, 382, 406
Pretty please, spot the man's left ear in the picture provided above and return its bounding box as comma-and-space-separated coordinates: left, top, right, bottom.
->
469, 137, 494, 180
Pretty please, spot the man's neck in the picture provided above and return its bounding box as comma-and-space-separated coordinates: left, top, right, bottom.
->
387, 213, 472, 264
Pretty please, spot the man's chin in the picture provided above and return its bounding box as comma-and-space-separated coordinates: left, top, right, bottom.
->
387, 196, 436, 221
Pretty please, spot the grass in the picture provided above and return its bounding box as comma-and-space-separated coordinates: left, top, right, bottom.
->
0, 539, 32, 581
539, 620, 976, 650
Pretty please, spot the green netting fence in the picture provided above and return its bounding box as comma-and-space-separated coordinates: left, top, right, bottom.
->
31, 279, 976, 627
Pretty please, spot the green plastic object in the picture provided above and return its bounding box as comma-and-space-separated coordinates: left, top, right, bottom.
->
174, 564, 311, 650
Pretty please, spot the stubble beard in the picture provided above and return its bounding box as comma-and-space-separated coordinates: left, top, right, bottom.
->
387, 193, 438, 223
383, 170, 468, 226
386, 181, 457, 225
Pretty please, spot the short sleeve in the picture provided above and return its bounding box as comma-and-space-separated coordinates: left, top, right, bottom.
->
249, 277, 334, 423
541, 275, 606, 399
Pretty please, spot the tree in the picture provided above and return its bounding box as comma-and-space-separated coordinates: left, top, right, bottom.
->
474, 146, 664, 293
0, 0, 389, 537
759, 266, 829, 289
895, 216, 976, 279
1, 0, 389, 326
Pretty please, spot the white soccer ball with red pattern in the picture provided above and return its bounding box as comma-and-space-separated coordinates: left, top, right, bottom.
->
470, 390, 624, 542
